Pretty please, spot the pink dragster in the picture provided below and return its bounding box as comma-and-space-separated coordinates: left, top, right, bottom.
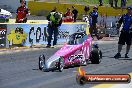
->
39, 32, 102, 72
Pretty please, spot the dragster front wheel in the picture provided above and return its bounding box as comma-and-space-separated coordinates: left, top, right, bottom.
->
39, 54, 45, 70
58, 57, 64, 72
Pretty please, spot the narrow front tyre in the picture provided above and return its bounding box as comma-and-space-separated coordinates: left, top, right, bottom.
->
39, 54, 45, 70
58, 57, 64, 72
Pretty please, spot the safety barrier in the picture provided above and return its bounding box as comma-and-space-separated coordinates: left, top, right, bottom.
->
0, 21, 119, 49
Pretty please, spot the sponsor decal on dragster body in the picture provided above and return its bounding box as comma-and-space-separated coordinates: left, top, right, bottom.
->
68, 54, 83, 62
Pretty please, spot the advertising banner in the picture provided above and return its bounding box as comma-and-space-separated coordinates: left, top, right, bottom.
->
6, 23, 87, 47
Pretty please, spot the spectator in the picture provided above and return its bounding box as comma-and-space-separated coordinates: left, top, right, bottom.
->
109, 0, 113, 7
72, 6, 78, 22
84, 5, 90, 15
109, 0, 118, 7
16, 0, 30, 23
83, 6, 90, 23
114, 0, 118, 7
64, 8, 73, 17
89, 6, 101, 40
51, 7, 57, 12
121, 0, 127, 8
46, 8, 62, 48
114, 6, 132, 59
99, 0, 103, 6
63, 8, 74, 22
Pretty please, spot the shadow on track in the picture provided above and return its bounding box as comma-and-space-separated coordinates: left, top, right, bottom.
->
102, 56, 132, 60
